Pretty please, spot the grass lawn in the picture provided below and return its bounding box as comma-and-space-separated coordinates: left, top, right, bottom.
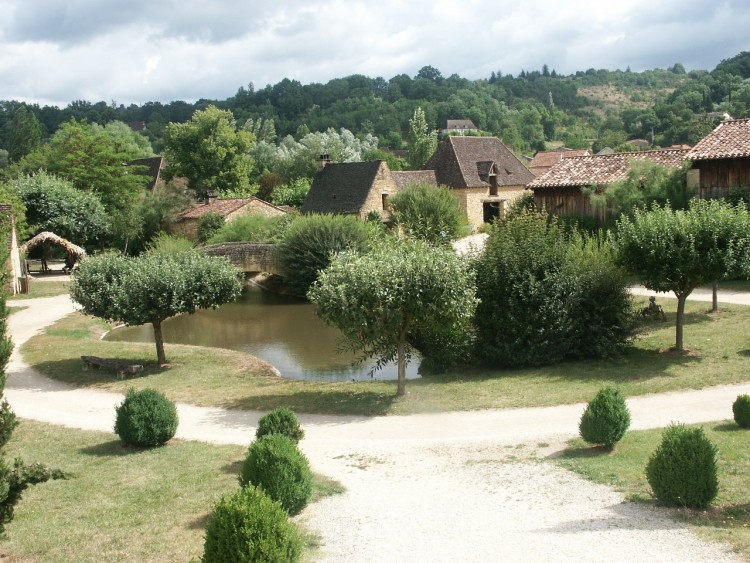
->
1, 420, 341, 562
556, 421, 750, 558
12, 279, 70, 300
19, 296, 750, 415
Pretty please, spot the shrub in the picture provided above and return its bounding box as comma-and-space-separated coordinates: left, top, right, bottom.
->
114, 388, 178, 447
387, 182, 467, 246
197, 213, 226, 244
275, 214, 375, 298
579, 387, 631, 448
239, 435, 312, 515
256, 408, 304, 443
732, 394, 750, 428
646, 424, 718, 508
0, 400, 17, 449
202, 485, 302, 563
145, 232, 194, 255
207, 213, 294, 245
474, 211, 633, 367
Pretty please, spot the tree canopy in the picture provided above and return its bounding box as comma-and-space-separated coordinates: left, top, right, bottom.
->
387, 182, 467, 246
309, 239, 477, 396
71, 252, 243, 364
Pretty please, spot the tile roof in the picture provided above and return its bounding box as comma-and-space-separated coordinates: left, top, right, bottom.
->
424, 136, 534, 189
445, 119, 478, 130
301, 161, 388, 214
391, 170, 437, 190
686, 119, 750, 160
529, 149, 590, 176
129, 156, 165, 190
528, 149, 690, 189
177, 197, 285, 219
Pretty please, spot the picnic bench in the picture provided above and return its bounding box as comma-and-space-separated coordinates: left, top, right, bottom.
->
81, 356, 144, 379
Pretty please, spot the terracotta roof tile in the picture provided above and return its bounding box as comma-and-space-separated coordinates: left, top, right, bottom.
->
528, 149, 689, 189
177, 197, 285, 219
529, 149, 590, 176
686, 119, 750, 160
301, 161, 387, 214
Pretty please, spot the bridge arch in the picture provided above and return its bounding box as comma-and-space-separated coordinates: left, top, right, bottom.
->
203, 242, 281, 275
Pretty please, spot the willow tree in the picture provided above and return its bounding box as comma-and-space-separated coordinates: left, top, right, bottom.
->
71, 252, 242, 364
309, 239, 477, 396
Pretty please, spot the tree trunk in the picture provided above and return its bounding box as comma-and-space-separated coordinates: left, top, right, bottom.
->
675, 292, 687, 352
396, 335, 406, 397
152, 320, 167, 365
712, 281, 718, 313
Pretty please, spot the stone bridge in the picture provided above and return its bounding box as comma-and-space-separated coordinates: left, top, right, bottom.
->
203, 242, 281, 275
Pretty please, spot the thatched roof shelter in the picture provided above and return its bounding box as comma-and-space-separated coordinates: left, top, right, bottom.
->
20, 232, 86, 259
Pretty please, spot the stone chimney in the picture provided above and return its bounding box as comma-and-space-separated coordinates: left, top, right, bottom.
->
317, 154, 331, 172
206, 190, 217, 204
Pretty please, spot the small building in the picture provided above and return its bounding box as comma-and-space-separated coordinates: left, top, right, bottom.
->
528, 149, 689, 219
301, 160, 399, 220
128, 156, 167, 191
529, 148, 590, 177
172, 197, 288, 241
686, 118, 750, 199
424, 136, 534, 227
0, 205, 22, 294
441, 119, 479, 136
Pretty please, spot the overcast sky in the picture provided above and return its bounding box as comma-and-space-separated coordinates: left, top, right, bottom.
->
1, 0, 749, 108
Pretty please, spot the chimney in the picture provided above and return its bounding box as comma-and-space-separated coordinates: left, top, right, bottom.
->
317, 154, 331, 172
206, 190, 217, 204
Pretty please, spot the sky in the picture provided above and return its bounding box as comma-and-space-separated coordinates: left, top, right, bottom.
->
1, 0, 749, 108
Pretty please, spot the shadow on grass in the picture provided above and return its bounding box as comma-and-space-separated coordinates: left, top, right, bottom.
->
187, 512, 211, 530
79, 440, 144, 457
711, 422, 744, 433
674, 503, 750, 528
553, 444, 614, 459
222, 459, 244, 476
29, 357, 163, 387
225, 390, 398, 417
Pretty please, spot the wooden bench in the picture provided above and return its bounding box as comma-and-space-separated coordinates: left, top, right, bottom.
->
81, 356, 144, 379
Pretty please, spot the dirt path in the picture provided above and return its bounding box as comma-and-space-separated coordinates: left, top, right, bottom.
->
7, 294, 748, 562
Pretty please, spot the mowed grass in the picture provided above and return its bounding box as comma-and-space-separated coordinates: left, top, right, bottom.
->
0, 420, 340, 562
19, 296, 750, 416
11, 279, 70, 300
556, 422, 750, 558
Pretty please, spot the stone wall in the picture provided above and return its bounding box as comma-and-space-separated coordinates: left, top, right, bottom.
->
358, 162, 399, 220
203, 242, 280, 274
454, 185, 526, 231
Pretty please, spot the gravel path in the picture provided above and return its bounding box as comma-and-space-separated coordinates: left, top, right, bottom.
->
8, 294, 748, 562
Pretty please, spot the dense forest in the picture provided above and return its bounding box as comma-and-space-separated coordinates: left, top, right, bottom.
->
2, 50, 750, 164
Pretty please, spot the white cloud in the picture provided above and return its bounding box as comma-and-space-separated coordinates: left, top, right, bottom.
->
1, 0, 749, 106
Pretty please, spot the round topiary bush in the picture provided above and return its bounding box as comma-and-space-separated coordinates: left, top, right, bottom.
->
579, 387, 631, 448
114, 388, 178, 447
239, 434, 312, 516
732, 394, 750, 428
202, 485, 302, 563
256, 408, 304, 444
0, 399, 18, 449
646, 424, 718, 508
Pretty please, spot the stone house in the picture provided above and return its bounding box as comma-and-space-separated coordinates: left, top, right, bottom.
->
423, 136, 534, 227
301, 160, 400, 220
527, 149, 689, 219
172, 197, 288, 241
686, 118, 750, 199
440, 119, 479, 136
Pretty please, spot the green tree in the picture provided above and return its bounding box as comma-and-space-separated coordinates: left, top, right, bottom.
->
164, 105, 255, 198
614, 200, 750, 351
309, 239, 477, 396
387, 182, 467, 245
71, 252, 242, 364
7, 105, 42, 163
14, 171, 110, 245
407, 107, 437, 169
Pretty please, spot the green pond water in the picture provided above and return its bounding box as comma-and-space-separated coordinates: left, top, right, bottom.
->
104, 284, 420, 382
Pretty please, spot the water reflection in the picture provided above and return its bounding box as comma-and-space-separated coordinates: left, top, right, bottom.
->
105, 285, 420, 382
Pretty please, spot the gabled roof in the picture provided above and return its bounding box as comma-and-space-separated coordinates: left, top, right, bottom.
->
301, 161, 388, 214
686, 119, 750, 160
528, 149, 689, 189
424, 136, 534, 188
445, 119, 478, 130
391, 170, 437, 190
129, 156, 165, 190
529, 149, 590, 176
177, 197, 286, 220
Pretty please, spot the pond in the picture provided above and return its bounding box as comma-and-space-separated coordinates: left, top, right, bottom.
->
104, 283, 421, 382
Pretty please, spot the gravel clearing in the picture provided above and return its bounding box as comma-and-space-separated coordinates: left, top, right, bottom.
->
7, 294, 748, 562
